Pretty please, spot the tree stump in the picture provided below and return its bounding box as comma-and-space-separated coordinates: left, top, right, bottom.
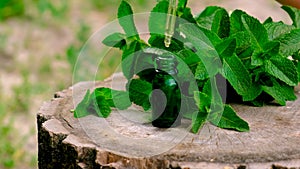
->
37, 73, 300, 169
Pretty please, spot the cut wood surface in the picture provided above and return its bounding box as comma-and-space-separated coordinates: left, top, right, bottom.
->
38, 73, 300, 169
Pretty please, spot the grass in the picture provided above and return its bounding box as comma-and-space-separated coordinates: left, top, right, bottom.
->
0, 1, 134, 168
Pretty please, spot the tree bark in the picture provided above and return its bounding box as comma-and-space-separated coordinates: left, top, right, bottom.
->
37, 73, 300, 169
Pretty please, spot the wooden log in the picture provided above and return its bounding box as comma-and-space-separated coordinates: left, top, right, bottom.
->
37, 73, 300, 169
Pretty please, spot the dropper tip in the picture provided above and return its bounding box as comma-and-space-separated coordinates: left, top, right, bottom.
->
164, 35, 171, 48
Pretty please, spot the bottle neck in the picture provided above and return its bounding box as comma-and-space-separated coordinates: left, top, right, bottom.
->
155, 54, 178, 75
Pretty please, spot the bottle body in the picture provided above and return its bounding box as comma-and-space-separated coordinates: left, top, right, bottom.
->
151, 55, 181, 128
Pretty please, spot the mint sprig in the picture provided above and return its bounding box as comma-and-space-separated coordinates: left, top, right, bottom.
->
73, 0, 300, 134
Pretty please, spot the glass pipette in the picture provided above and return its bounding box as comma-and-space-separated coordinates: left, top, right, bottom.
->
164, 0, 177, 48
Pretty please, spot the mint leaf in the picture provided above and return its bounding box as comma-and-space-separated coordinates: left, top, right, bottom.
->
73, 90, 92, 118
262, 80, 297, 105
191, 111, 208, 133
93, 95, 112, 118
196, 6, 220, 29
121, 40, 142, 79
241, 83, 262, 102
118, 1, 139, 38
181, 94, 199, 119
149, 0, 168, 36
298, 62, 300, 82
73, 88, 131, 118
194, 91, 211, 113
177, 49, 201, 67
128, 79, 152, 111
178, 0, 187, 9
221, 54, 252, 96
216, 38, 236, 58
278, 29, 300, 57
265, 54, 298, 86
94, 88, 132, 110
194, 61, 209, 80
263, 17, 273, 25
231, 31, 253, 59
93, 88, 131, 117
230, 10, 248, 35
177, 49, 209, 81
191, 90, 213, 133
179, 23, 221, 76
198, 27, 222, 46
102, 33, 126, 49
195, 6, 230, 38
250, 41, 279, 66
263, 41, 280, 56
264, 21, 295, 40
282, 6, 300, 28
179, 7, 196, 24
241, 14, 268, 50
148, 35, 183, 52
208, 105, 249, 132
177, 0, 195, 23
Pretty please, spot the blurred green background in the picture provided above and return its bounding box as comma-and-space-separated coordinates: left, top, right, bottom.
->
0, 0, 286, 168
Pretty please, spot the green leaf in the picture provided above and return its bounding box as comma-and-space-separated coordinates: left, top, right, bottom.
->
93, 88, 131, 117
118, 1, 139, 38
298, 62, 300, 82
282, 5, 300, 28
204, 78, 223, 103
198, 27, 222, 46
194, 61, 209, 80
251, 41, 279, 66
177, 50, 208, 80
128, 79, 152, 111
102, 33, 126, 48
191, 91, 210, 133
241, 13, 268, 50
265, 54, 298, 86
230, 10, 248, 35
73, 90, 92, 118
93, 95, 112, 118
194, 91, 211, 113
262, 80, 297, 105
278, 29, 300, 57
263, 17, 273, 25
216, 38, 236, 58
196, 6, 220, 29
231, 31, 253, 59
73, 88, 132, 119
149, 0, 168, 36
264, 21, 295, 40
181, 94, 199, 119
191, 111, 208, 133
94, 88, 132, 110
179, 23, 221, 76
178, 0, 187, 9
221, 54, 252, 96
242, 82, 262, 101
177, 49, 201, 67
195, 6, 230, 38
148, 35, 183, 52
121, 40, 142, 79
263, 41, 280, 56
209, 105, 249, 132
178, 7, 196, 24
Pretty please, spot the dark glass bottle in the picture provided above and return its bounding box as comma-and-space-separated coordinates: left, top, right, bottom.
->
151, 53, 181, 128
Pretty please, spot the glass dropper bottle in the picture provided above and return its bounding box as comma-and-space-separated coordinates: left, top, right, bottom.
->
151, 51, 181, 128
164, 0, 177, 48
